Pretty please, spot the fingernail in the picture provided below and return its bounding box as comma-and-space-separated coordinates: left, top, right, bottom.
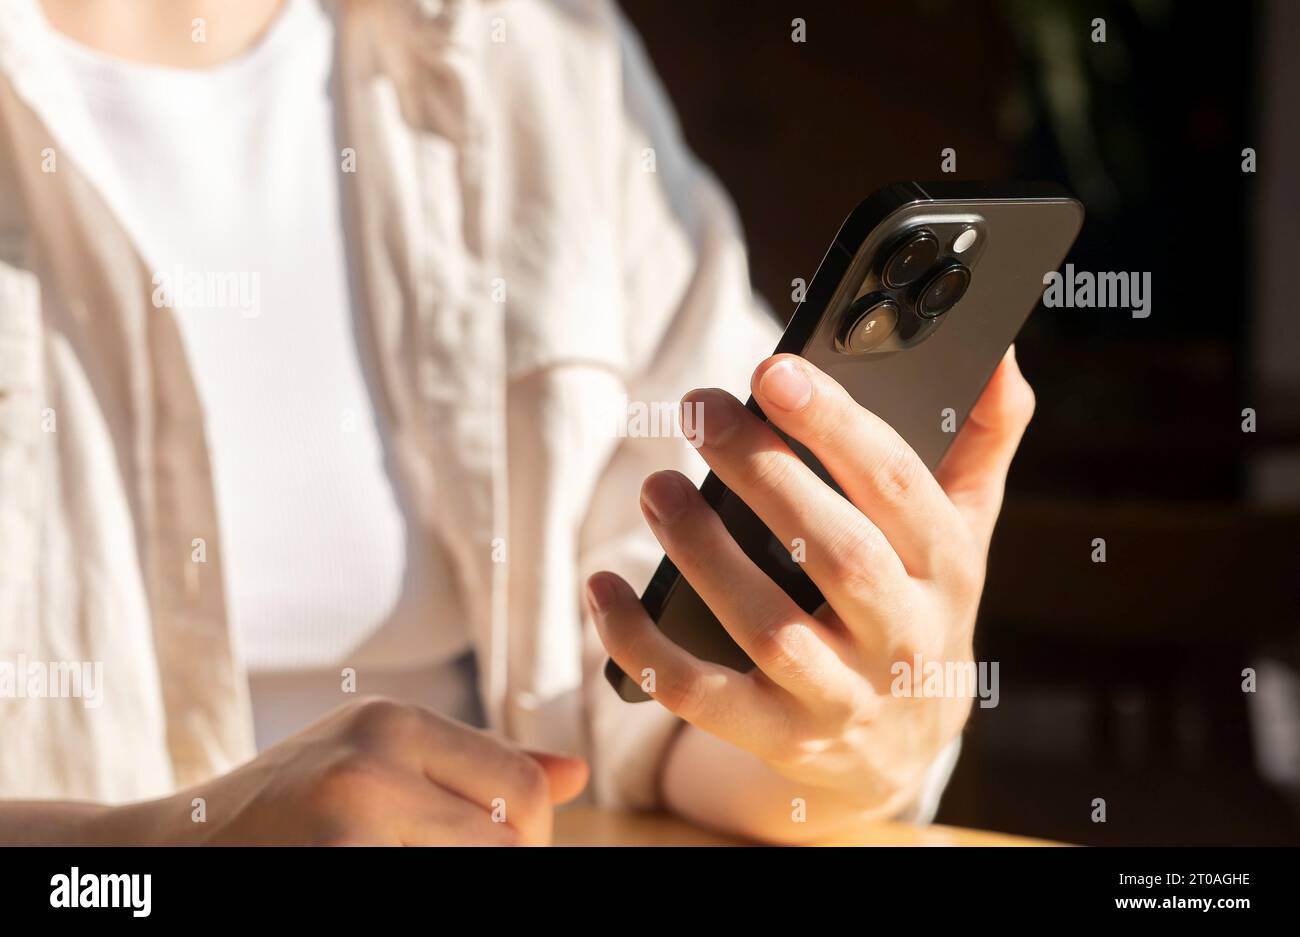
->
641, 470, 689, 524
682, 389, 738, 447
758, 360, 812, 411
586, 574, 617, 614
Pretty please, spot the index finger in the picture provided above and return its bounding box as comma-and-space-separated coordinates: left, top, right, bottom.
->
409, 709, 560, 845
750, 354, 966, 579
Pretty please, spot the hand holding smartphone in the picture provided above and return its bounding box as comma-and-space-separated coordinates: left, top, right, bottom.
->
604, 181, 1083, 701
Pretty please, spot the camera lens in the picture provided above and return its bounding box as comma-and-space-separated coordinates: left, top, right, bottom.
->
837, 296, 899, 353
917, 264, 970, 318
881, 229, 940, 289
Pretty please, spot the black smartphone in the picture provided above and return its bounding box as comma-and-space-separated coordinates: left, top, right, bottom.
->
605, 181, 1084, 702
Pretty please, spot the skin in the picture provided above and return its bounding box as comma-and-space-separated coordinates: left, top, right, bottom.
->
591, 348, 1035, 843
38, 0, 285, 69
1, 699, 589, 845
13, 0, 1036, 845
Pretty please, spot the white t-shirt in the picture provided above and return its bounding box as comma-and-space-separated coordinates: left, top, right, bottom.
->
46, 0, 480, 747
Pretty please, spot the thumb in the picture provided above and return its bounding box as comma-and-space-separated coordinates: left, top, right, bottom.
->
524, 750, 590, 805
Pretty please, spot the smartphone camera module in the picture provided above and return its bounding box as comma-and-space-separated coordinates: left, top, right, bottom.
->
916, 263, 971, 318
830, 217, 985, 357
880, 229, 939, 289
837, 294, 899, 353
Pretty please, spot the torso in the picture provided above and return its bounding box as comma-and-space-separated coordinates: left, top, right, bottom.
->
46, 0, 477, 746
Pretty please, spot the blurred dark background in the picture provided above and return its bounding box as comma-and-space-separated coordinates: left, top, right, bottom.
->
622, 0, 1300, 845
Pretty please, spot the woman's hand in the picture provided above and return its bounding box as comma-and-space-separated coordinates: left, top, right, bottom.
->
589, 347, 1034, 826
97, 699, 588, 846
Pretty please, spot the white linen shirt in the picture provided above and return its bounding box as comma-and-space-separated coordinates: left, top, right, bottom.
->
0, 0, 956, 815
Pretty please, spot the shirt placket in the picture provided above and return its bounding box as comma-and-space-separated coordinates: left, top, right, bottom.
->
341, 0, 512, 732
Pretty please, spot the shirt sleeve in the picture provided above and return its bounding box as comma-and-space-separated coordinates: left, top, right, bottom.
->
575, 3, 780, 808
890, 737, 963, 824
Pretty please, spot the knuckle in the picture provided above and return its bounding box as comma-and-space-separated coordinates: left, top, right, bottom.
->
890, 624, 946, 666
655, 669, 708, 719
810, 381, 860, 440
767, 723, 825, 773
871, 439, 922, 502
803, 680, 865, 729
312, 753, 388, 808
747, 450, 798, 499
345, 698, 423, 745
748, 615, 813, 678
844, 686, 885, 726
503, 752, 550, 811
344, 696, 396, 729
826, 523, 889, 592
